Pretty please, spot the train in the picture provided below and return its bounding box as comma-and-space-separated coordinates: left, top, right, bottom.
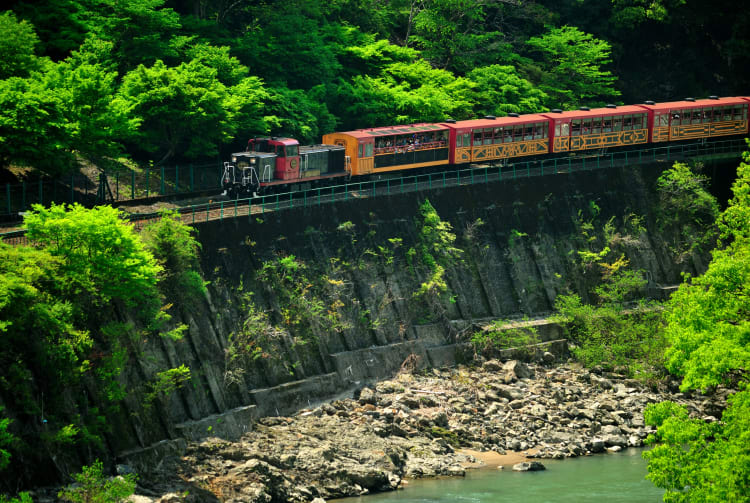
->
221, 96, 750, 197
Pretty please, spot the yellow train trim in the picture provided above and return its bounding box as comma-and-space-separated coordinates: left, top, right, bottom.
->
569, 129, 648, 151
670, 120, 748, 140
371, 159, 450, 174
456, 139, 549, 162
553, 137, 569, 152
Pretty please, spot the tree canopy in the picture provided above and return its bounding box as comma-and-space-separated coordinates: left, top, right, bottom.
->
1, 0, 744, 173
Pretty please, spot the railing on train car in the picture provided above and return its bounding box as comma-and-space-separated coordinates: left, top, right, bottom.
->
1, 139, 746, 245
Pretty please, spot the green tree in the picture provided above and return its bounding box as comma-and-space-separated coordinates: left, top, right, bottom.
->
40, 38, 138, 165
118, 59, 235, 163
466, 64, 549, 116
0, 11, 41, 79
644, 144, 750, 500
76, 0, 181, 71
411, 0, 505, 74
58, 459, 136, 503
23, 203, 161, 307
0, 76, 71, 172
141, 210, 206, 302
526, 25, 620, 108
656, 162, 719, 261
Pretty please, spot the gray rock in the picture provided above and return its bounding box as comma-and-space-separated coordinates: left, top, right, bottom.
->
358, 387, 377, 405
503, 360, 534, 380
512, 461, 546, 471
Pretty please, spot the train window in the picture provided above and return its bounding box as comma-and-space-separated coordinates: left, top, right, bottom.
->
658, 114, 669, 127
287, 145, 299, 156
524, 125, 534, 141
702, 109, 711, 123
571, 119, 581, 136
613, 116, 623, 131
276, 145, 286, 157
582, 119, 592, 134
456, 134, 463, 147
494, 128, 503, 144
365, 143, 373, 156
504, 128, 513, 143
593, 117, 602, 134
474, 130, 483, 145
603, 116, 612, 133
712, 107, 722, 122
623, 115, 632, 130
690, 109, 700, 125
484, 128, 493, 145
632, 114, 642, 129
463, 133, 471, 146
561, 123, 569, 136
514, 125, 523, 141
722, 106, 732, 121
534, 123, 544, 139
734, 106, 744, 120
554, 124, 561, 137
358, 144, 363, 157
543, 123, 549, 139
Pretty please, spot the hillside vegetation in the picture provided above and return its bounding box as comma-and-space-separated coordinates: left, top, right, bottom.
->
1, 0, 747, 177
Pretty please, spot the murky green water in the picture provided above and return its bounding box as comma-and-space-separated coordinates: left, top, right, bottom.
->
337, 449, 663, 503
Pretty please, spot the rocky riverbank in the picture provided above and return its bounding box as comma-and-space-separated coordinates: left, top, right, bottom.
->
103, 359, 726, 503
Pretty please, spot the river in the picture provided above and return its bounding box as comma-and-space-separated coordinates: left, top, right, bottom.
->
334, 449, 663, 503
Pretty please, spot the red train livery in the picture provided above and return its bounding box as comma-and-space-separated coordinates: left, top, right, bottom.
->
222, 96, 749, 197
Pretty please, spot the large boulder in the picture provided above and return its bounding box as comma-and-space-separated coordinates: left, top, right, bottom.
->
512, 461, 546, 471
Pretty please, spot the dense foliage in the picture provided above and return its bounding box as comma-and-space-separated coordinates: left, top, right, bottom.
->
642, 143, 750, 500
2, 0, 745, 176
0, 204, 202, 492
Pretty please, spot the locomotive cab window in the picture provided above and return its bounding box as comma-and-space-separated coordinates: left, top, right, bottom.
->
287, 145, 299, 156
276, 146, 286, 157
358, 144, 363, 157
365, 143, 374, 157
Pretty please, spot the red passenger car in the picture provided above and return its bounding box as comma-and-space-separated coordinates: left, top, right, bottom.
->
442, 115, 550, 164
542, 106, 649, 154
637, 97, 749, 143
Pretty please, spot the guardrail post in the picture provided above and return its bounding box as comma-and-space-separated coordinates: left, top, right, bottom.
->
192, 205, 195, 224
526, 162, 530, 177
234, 199, 238, 217
387, 179, 390, 194
568, 158, 572, 173
443, 171, 446, 187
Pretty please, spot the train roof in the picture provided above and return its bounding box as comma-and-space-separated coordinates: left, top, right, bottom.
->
442, 114, 551, 129
336, 123, 449, 139
541, 105, 647, 119
637, 96, 749, 110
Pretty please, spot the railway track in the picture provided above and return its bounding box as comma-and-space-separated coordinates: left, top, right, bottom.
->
1, 139, 744, 247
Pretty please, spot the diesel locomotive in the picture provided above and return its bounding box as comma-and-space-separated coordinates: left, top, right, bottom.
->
221, 96, 750, 197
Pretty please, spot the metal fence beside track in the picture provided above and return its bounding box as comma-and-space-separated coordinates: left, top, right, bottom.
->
0, 162, 222, 217
1, 139, 746, 247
